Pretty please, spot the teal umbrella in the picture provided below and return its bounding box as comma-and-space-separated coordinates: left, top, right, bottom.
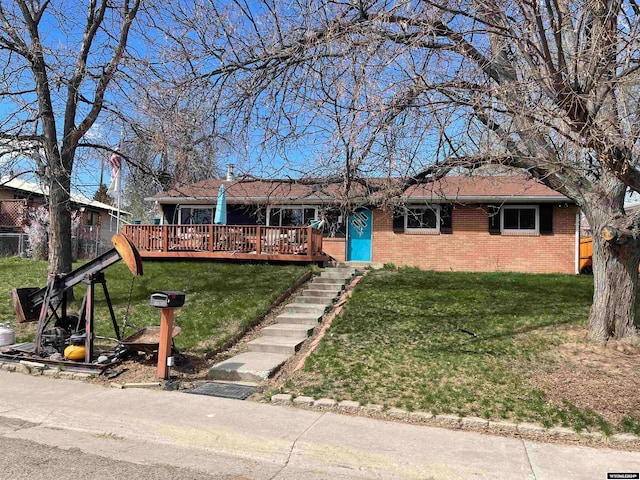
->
214, 184, 227, 224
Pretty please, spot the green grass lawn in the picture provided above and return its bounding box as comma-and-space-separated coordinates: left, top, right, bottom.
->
287, 267, 639, 434
0, 257, 307, 351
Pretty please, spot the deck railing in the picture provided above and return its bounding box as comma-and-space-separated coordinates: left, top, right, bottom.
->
122, 224, 324, 259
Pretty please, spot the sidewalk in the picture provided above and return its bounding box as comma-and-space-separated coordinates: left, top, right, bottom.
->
0, 371, 639, 479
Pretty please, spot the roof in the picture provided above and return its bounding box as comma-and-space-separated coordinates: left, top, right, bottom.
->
149, 175, 570, 205
0, 176, 129, 214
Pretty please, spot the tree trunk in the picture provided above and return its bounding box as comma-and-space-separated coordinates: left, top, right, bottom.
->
47, 170, 73, 276
588, 223, 640, 342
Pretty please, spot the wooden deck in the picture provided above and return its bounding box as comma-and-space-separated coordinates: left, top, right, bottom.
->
122, 224, 329, 262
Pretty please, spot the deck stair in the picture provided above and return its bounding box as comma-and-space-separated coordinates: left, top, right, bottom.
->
208, 267, 356, 384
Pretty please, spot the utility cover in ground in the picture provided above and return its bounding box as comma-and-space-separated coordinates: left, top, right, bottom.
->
185, 382, 255, 400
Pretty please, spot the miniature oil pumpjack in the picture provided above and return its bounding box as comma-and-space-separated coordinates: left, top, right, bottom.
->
11, 233, 143, 363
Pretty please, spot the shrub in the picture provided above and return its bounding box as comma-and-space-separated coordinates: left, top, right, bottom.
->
23, 205, 49, 259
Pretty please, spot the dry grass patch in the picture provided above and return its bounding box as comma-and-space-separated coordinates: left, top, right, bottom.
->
531, 329, 640, 434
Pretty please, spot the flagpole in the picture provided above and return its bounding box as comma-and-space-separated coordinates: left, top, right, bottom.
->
117, 171, 121, 232
117, 125, 122, 232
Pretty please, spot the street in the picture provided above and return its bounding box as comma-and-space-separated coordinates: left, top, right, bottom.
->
1, 371, 640, 479
0, 436, 224, 480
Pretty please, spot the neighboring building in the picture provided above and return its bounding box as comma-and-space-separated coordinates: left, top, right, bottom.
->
0, 177, 127, 258
140, 174, 581, 274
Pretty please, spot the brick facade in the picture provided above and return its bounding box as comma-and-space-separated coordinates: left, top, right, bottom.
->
326, 204, 579, 274
322, 237, 346, 262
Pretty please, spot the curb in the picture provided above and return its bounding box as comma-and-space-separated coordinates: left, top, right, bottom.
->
269, 393, 640, 447
0, 361, 93, 380
3, 357, 637, 448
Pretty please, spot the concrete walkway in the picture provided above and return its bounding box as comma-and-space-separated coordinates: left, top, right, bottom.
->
0, 371, 639, 479
208, 267, 356, 383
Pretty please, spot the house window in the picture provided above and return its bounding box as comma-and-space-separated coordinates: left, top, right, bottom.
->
267, 206, 317, 227
501, 205, 538, 233
86, 211, 100, 226
405, 206, 440, 232
322, 208, 346, 238
178, 206, 214, 225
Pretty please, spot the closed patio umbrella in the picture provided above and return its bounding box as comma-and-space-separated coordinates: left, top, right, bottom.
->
214, 184, 227, 224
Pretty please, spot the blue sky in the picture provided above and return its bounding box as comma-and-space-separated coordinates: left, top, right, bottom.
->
0, 0, 479, 201
0, 2, 160, 199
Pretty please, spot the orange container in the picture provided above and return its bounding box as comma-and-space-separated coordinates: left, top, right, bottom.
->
579, 237, 593, 274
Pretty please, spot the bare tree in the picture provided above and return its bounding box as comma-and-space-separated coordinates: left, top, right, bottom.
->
0, 0, 141, 275
124, 83, 220, 187
173, 0, 640, 342
118, 80, 223, 222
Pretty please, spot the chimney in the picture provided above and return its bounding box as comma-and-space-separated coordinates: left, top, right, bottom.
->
226, 163, 235, 182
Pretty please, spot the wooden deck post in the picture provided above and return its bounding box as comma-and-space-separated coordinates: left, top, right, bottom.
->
256, 225, 262, 255
162, 226, 169, 252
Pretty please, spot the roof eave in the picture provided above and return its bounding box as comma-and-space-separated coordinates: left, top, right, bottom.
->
146, 195, 337, 204
149, 194, 572, 204
406, 195, 572, 203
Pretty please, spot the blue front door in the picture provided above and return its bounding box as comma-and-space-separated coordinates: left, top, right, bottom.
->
347, 209, 372, 261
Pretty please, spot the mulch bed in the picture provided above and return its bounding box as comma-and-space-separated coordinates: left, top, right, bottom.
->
532, 327, 640, 427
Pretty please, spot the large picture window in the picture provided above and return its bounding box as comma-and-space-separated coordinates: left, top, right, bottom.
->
405, 206, 440, 232
501, 205, 538, 233
267, 206, 317, 227
178, 206, 214, 225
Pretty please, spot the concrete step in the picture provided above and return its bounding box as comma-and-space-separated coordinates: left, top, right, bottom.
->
295, 295, 334, 305
262, 323, 315, 338
275, 312, 323, 325
247, 336, 304, 354
320, 270, 355, 279
324, 266, 356, 273
312, 277, 347, 285
308, 281, 344, 291
207, 352, 289, 382
301, 289, 339, 299
284, 303, 327, 314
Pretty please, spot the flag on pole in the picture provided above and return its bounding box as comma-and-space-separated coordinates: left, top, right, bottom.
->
106, 150, 122, 203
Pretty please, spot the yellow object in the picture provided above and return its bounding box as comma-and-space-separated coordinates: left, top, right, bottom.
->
64, 345, 86, 361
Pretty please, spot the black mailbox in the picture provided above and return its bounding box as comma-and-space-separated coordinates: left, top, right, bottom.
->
150, 291, 186, 308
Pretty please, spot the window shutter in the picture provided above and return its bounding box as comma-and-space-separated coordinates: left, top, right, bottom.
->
440, 204, 453, 234
393, 207, 405, 233
488, 205, 501, 235
539, 204, 553, 235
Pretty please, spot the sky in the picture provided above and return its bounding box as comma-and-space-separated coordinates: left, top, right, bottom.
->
0, 0, 463, 202
0, 1, 159, 200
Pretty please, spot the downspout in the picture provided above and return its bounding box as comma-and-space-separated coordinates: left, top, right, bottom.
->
575, 212, 580, 275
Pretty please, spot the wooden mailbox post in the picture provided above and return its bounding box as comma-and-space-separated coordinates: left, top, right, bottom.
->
149, 291, 185, 380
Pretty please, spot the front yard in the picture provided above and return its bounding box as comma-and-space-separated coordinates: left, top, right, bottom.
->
284, 268, 640, 436
0, 257, 308, 352
3, 257, 639, 436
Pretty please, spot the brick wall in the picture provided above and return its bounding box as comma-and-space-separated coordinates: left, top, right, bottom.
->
370, 205, 578, 274
323, 237, 346, 262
